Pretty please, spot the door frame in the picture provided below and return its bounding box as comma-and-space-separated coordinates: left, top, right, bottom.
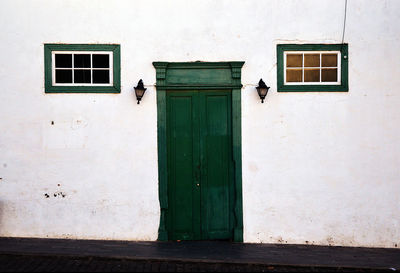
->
153, 61, 244, 242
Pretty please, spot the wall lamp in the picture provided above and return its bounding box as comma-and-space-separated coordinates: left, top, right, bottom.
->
134, 79, 147, 104
256, 79, 270, 103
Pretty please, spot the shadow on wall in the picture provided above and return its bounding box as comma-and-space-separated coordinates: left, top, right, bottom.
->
0, 200, 3, 235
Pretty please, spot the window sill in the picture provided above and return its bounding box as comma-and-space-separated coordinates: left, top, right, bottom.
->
45, 86, 120, 93
278, 84, 348, 92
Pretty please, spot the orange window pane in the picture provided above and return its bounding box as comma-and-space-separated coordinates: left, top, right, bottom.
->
322, 54, 338, 67
304, 69, 320, 82
286, 54, 303, 67
304, 54, 320, 67
286, 69, 302, 82
322, 69, 338, 82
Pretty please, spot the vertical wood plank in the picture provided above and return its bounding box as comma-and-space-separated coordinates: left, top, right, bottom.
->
157, 89, 168, 241
192, 91, 202, 240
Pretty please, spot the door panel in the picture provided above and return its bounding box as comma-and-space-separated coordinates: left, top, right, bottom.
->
166, 90, 233, 241
199, 92, 233, 240
167, 91, 201, 240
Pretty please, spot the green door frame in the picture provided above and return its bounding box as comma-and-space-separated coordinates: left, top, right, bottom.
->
153, 61, 244, 242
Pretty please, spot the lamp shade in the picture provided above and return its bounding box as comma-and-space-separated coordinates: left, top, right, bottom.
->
134, 79, 147, 104
256, 79, 270, 103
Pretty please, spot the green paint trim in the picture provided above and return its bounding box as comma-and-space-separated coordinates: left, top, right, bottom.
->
154, 85, 243, 90
44, 44, 121, 93
232, 88, 243, 243
277, 44, 349, 92
154, 62, 244, 242
153, 61, 244, 70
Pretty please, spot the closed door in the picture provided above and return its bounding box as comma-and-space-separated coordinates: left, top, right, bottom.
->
166, 90, 234, 241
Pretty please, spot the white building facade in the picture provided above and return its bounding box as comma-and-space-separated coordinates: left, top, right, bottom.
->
0, 0, 399, 248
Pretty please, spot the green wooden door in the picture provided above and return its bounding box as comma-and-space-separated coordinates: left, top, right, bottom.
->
166, 90, 234, 241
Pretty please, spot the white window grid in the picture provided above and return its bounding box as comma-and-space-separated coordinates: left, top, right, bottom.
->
284, 51, 341, 85
52, 51, 113, 86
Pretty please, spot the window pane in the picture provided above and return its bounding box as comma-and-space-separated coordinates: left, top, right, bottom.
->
286, 69, 302, 82
93, 70, 110, 84
322, 54, 338, 67
74, 54, 91, 68
304, 69, 320, 82
322, 68, 338, 82
286, 54, 302, 67
93, 54, 110, 68
74, 70, 91, 83
304, 54, 320, 67
55, 69, 72, 83
55, 54, 72, 68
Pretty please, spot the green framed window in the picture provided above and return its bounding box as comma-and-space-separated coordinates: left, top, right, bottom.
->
44, 44, 120, 93
277, 44, 348, 92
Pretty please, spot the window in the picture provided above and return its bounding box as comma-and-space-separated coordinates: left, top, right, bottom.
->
277, 44, 348, 92
45, 44, 120, 93
53, 52, 112, 85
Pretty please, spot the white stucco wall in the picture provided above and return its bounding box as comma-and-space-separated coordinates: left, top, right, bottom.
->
0, 0, 399, 247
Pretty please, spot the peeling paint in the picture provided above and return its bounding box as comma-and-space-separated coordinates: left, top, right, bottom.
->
248, 162, 259, 173
53, 192, 66, 198
44, 192, 66, 199
273, 38, 340, 44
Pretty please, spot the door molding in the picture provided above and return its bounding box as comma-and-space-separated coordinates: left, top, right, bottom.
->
153, 61, 244, 242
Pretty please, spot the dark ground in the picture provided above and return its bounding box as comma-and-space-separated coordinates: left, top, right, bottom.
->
0, 238, 399, 272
